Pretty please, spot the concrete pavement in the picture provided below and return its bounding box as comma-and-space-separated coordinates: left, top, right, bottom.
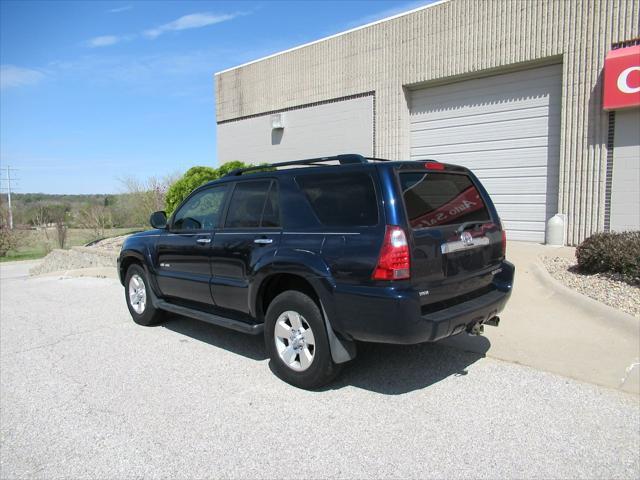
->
444, 241, 640, 394
1, 261, 638, 479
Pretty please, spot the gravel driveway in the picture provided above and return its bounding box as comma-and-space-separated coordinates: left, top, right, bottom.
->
1, 262, 639, 479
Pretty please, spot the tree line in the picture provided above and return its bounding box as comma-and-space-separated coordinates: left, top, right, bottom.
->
0, 162, 251, 256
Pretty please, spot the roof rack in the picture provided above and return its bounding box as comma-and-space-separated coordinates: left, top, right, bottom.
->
225, 154, 369, 176
364, 157, 392, 162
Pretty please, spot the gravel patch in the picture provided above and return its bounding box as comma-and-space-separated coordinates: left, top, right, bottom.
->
542, 256, 640, 318
29, 247, 118, 276
29, 234, 130, 276
84, 234, 133, 251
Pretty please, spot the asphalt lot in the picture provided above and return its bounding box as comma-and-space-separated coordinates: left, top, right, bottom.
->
1, 262, 639, 479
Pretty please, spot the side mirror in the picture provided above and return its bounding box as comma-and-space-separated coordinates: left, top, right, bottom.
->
149, 211, 167, 229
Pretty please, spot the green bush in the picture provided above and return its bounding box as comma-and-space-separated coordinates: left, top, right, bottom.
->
575, 231, 640, 279
164, 162, 247, 214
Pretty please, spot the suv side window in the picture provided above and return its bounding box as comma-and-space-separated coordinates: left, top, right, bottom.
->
225, 180, 280, 228
261, 182, 280, 227
172, 185, 228, 231
295, 172, 378, 227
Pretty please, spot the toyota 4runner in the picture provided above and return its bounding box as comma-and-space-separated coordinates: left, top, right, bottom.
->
118, 154, 514, 389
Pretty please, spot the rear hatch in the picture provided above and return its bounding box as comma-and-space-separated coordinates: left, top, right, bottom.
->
397, 166, 505, 312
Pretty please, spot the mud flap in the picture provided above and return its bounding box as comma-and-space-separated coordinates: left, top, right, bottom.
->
319, 302, 357, 363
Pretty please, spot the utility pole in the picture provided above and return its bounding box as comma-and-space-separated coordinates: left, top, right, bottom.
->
7, 165, 13, 229
1, 165, 18, 230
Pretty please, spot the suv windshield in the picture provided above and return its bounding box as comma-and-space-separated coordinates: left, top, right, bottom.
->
400, 172, 490, 229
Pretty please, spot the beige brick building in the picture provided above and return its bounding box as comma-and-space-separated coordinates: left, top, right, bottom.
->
215, 0, 640, 244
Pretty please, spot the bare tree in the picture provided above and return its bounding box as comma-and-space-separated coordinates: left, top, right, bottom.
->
117, 173, 180, 227
32, 205, 50, 228
55, 222, 67, 249
77, 204, 113, 239
48, 205, 68, 249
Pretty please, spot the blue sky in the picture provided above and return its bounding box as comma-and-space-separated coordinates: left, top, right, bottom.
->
0, 0, 431, 194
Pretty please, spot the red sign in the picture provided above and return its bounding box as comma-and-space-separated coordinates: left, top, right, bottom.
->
603, 45, 640, 110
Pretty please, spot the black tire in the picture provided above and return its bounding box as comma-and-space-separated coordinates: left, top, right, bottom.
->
124, 264, 166, 326
264, 290, 341, 389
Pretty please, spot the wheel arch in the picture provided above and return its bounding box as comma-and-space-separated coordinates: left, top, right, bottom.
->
256, 273, 318, 320
255, 270, 356, 364
118, 250, 145, 285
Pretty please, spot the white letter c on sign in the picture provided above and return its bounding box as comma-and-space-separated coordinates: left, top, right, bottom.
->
617, 66, 640, 94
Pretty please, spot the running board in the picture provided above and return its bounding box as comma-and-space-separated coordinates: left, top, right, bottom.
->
155, 300, 264, 335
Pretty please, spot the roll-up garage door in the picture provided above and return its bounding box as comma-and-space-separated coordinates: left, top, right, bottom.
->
409, 64, 562, 242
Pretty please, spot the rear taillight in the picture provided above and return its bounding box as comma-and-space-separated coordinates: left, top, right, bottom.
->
372, 226, 410, 280
501, 229, 507, 257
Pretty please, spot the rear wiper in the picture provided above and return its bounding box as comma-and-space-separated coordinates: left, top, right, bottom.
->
456, 221, 485, 234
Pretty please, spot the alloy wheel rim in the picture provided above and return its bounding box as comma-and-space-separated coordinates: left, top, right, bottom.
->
274, 310, 315, 372
128, 274, 146, 314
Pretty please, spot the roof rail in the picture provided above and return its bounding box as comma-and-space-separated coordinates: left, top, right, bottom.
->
224, 154, 368, 176
364, 157, 392, 162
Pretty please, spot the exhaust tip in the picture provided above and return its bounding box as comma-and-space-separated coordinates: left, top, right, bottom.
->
467, 322, 484, 335
485, 316, 500, 327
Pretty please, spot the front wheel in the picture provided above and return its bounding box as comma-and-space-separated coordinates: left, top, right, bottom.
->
124, 264, 166, 326
264, 290, 341, 389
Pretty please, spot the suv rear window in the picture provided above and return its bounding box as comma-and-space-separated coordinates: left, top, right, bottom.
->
296, 172, 378, 227
400, 172, 490, 229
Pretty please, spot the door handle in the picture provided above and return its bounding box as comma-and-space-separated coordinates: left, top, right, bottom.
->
196, 238, 212, 244
254, 238, 273, 245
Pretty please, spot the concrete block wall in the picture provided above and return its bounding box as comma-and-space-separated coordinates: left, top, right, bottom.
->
215, 0, 640, 244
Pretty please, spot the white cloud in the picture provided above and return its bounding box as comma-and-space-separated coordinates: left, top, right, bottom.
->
108, 5, 132, 13
0, 65, 45, 89
87, 35, 123, 47
85, 11, 245, 48
86, 34, 137, 48
144, 12, 237, 39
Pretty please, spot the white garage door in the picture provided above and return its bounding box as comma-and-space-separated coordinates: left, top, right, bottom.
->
409, 64, 562, 242
610, 108, 640, 232
218, 95, 373, 165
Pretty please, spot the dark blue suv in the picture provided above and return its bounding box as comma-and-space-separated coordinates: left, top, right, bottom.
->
118, 154, 514, 388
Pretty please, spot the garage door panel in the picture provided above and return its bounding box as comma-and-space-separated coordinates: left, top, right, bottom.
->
411, 115, 558, 136
489, 194, 548, 204
411, 117, 560, 146
411, 83, 561, 117
419, 147, 556, 169
411, 105, 552, 130
411, 96, 556, 122
473, 166, 549, 178
479, 177, 548, 194
502, 220, 546, 231
410, 65, 561, 242
411, 136, 555, 157
495, 203, 547, 221
411, 71, 561, 110
411, 64, 561, 96
218, 96, 373, 164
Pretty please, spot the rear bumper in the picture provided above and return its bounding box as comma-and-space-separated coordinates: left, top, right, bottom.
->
332, 260, 514, 344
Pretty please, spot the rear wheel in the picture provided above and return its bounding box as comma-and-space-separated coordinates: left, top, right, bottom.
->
124, 264, 166, 326
265, 290, 341, 389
